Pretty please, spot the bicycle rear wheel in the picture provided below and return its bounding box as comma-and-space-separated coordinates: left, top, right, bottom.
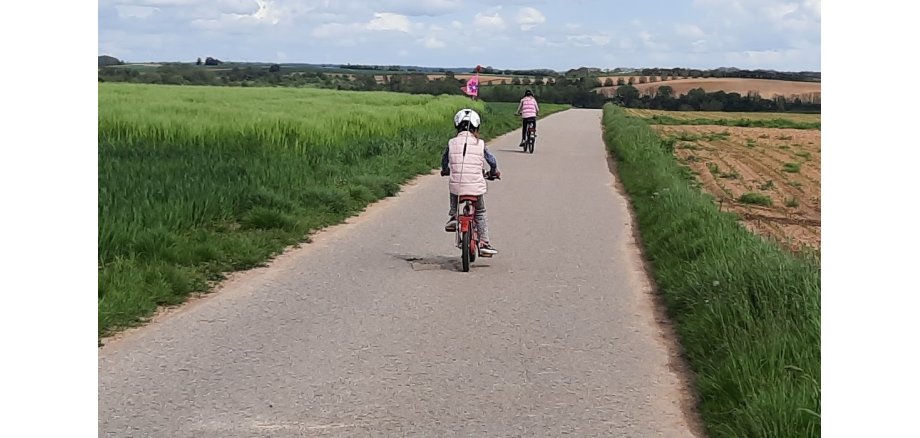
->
461, 231, 471, 272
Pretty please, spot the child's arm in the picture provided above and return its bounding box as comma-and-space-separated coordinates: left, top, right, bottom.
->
484, 146, 498, 172
440, 145, 450, 175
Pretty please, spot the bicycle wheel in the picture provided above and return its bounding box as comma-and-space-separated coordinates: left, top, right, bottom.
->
461, 231, 471, 272
469, 235, 477, 263
527, 138, 535, 154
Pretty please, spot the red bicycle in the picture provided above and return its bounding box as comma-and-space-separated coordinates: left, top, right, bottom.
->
455, 173, 499, 272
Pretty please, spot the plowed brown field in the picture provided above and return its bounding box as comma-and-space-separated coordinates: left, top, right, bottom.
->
597, 78, 821, 101
653, 123, 821, 251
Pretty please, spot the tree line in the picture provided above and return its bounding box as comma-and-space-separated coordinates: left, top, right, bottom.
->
98, 63, 819, 112
610, 84, 820, 112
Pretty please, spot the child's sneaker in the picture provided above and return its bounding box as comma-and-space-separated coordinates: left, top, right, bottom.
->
479, 243, 498, 256
445, 218, 458, 232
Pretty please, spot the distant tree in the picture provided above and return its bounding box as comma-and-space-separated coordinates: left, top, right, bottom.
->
617, 77, 626, 86
687, 87, 707, 109
522, 77, 531, 85
98, 55, 124, 67
615, 84, 640, 106
196, 57, 202, 66
639, 76, 648, 84
700, 99, 724, 111
657, 85, 674, 99
268, 64, 281, 73
604, 77, 614, 87
204, 57, 222, 66
511, 77, 522, 85
627, 76, 635, 85
359, 74, 377, 90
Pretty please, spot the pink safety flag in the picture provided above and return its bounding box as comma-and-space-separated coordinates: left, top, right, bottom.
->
462, 73, 479, 97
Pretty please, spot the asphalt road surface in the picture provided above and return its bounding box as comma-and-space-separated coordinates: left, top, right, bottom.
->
99, 109, 699, 437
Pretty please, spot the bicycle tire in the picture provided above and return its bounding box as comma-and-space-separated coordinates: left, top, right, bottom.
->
461, 231, 471, 272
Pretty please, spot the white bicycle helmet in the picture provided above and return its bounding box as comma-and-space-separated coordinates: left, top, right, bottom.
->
453, 108, 481, 129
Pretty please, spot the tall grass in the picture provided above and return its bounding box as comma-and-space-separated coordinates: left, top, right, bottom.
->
649, 115, 820, 130
98, 83, 566, 336
626, 108, 821, 124
602, 104, 820, 437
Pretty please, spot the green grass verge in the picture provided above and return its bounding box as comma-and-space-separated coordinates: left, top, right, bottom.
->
602, 104, 820, 437
98, 83, 566, 337
649, 114, 820, 130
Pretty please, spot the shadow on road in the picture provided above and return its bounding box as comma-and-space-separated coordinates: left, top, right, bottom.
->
389, 253, 492, 272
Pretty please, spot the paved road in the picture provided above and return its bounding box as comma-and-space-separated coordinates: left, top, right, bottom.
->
99, 109, 698, 437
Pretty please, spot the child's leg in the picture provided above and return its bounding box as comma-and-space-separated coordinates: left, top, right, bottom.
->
475, 195, 490, 243
449, 193, 458, 218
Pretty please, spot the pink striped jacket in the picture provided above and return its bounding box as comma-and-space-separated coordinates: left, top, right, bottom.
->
518, 96, 539, 118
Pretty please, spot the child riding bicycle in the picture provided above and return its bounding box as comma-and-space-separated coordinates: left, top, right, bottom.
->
516, 89, 539, 147
440, 108, 500, 255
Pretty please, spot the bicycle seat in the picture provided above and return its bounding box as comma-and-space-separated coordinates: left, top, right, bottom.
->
458, 195, 479, 203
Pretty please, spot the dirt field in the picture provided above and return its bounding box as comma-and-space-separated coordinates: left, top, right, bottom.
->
365, 74, 513, 85
653, 124, 821, 251
597, 78, 821, 101
425, 74, 513, 84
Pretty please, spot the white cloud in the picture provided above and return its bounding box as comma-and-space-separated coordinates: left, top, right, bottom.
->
451, 20, 463, 29
113, 0, 259, 13
675, 24, 706, 39
638, 31, 668, 51
422, 36, 445, 48
727, 48, 787, 65
803, 0, 820, 17
516, 7, 545, 31
567, 34, 610, 47
115, 5, 159, 18
216, 0, 260, 15
691, 39, 708, 52
366, 12, 411, 32
311, 12, 413, 39
618, 38, 635, 50
473, 12, 505, 31
311, 22, 362, 38
381, 0, 460, 16
114, 0, 205, 6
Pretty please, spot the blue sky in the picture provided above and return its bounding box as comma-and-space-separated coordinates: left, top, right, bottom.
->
98, 0, 821, 71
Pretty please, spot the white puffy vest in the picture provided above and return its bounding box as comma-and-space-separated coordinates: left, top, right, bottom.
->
448, 131, 488, 196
